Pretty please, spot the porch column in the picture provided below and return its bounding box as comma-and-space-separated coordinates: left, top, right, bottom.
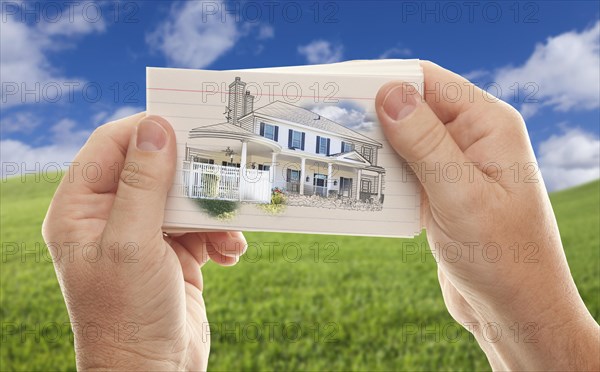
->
355, 168, 362, 200
270, 152, 277, 184
377, 173, 383, 199
239, 140, 248, 201
300, 157, 306, 195
327, 163, 333, 197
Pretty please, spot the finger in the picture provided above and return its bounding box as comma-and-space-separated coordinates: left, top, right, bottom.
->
103, 115, 176, 245
206, 231, 248, 258
175, 232, 239, 267
165, 235, 203, 291
375, 82, 483, 212
420, 61, 492, 123
57, 112, 146, 196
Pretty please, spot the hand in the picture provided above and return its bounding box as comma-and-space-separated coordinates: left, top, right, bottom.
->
42, 113, 247, 370
375, 61, 599, 370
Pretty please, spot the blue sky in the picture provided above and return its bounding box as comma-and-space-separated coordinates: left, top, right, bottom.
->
1, 1, 599, 190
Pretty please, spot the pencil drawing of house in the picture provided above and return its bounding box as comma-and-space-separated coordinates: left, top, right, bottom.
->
182, 77, 385, 209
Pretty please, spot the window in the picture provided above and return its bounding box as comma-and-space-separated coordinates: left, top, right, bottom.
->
222, 161, 240, 168
260, 122, 278, 141
341, 141, 354, 153
362, 146, 373, 162
361, 179, 372, 193
316, 136, 330, 155
192, 156, 214, 164
258, 164, 270, 171
288, 130, 304, 149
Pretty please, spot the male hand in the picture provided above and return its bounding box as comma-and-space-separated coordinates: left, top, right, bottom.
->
376, 61, 599, 370
42, 113, 247, 370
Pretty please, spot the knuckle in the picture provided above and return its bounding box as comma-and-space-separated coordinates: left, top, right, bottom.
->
408, 121, 448, 164
118, 162, 164, 193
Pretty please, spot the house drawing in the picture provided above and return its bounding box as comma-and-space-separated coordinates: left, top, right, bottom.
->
182, 77, 386, 209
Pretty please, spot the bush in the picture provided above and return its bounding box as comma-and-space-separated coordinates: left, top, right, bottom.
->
271, 192, 285, 205
194, 199, 239, 219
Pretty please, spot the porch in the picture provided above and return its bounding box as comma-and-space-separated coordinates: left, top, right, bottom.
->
182, 161, 272, 203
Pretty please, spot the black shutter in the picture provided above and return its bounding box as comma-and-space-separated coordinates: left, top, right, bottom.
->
260, 122, 265, 136
316, 136, 321, 153
341, 141, 345, 152
274, 126, 279, 141
326, 138, 330, 155
301, 132, 305, 150
288, 129, 293, 148
286, 168, 291, 182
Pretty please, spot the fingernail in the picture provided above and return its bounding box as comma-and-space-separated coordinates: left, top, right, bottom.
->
382, 83, 418, 121
136, 118, 167, 151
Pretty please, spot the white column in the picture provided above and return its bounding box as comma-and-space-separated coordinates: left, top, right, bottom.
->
188, 163, 194, 197
270, 152, 277, 185
300, 157, 306, 195
377, 173, 383, 199
239, 141, 248, 201
355, 168, 362, 200
327, 163, 333, 197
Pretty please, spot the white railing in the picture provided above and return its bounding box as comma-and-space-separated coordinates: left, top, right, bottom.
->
182, 161, 271, 203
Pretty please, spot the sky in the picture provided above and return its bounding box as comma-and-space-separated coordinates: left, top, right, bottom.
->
1, 0, 599, 191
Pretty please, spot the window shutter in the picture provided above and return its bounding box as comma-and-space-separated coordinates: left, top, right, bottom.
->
341, 141, 346, 152
286, 168, 291, 181
327, 138, 330, 155
288, 129, 293, 148
301, 132, 305, 150
260, 122, 265, 136
316, 136, 321, 153
274, 126, 279, 141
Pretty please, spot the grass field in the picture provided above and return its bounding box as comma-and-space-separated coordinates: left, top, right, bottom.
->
1, 174, 598, 371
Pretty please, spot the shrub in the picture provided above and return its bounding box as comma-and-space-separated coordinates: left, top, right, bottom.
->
194, 199, 239, 219
271, 192, 285, 205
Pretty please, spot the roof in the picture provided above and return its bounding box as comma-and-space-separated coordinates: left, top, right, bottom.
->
241, 101, 382, 147
189, 122, 251, 136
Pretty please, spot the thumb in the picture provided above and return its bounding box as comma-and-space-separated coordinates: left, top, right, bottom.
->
104, 115, 176, 245
375, 82, 480, 209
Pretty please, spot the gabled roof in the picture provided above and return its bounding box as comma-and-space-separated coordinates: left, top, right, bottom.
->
242, 101, 382, 147
189, 122, 251, 137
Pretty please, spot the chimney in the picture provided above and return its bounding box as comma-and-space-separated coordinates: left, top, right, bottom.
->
227, 77, 245, 125
244, 90, 254, 115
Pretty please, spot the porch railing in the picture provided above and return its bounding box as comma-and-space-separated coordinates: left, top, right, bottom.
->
182, 161, 271, 203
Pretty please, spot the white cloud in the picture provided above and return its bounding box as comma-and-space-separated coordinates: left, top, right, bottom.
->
1, 118, 91, 176
0, 112, 42, 134
309, 104, 374, 132
538, 128, 600, 191
105, 106, 143, 123
1, 139, 81, 176
257, 24, 274, 40
298, 40, 343, 64
379, 46, 412, 59
1, 105, 138, 177
0, 3, 105, 107
146, 1, 239, 68
494, 21, 600, 116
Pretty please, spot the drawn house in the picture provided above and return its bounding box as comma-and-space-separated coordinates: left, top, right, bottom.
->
182, 77, 385, 207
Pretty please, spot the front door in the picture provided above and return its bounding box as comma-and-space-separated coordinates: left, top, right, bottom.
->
286, 169, 301, 193
313, 173, 327, 196
339, 177, 352, 198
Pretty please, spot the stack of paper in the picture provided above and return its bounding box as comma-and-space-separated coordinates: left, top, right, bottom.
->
146, 60, 423, 237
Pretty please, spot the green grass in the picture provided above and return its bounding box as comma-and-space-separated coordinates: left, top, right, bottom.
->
1, 175, 598, 371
